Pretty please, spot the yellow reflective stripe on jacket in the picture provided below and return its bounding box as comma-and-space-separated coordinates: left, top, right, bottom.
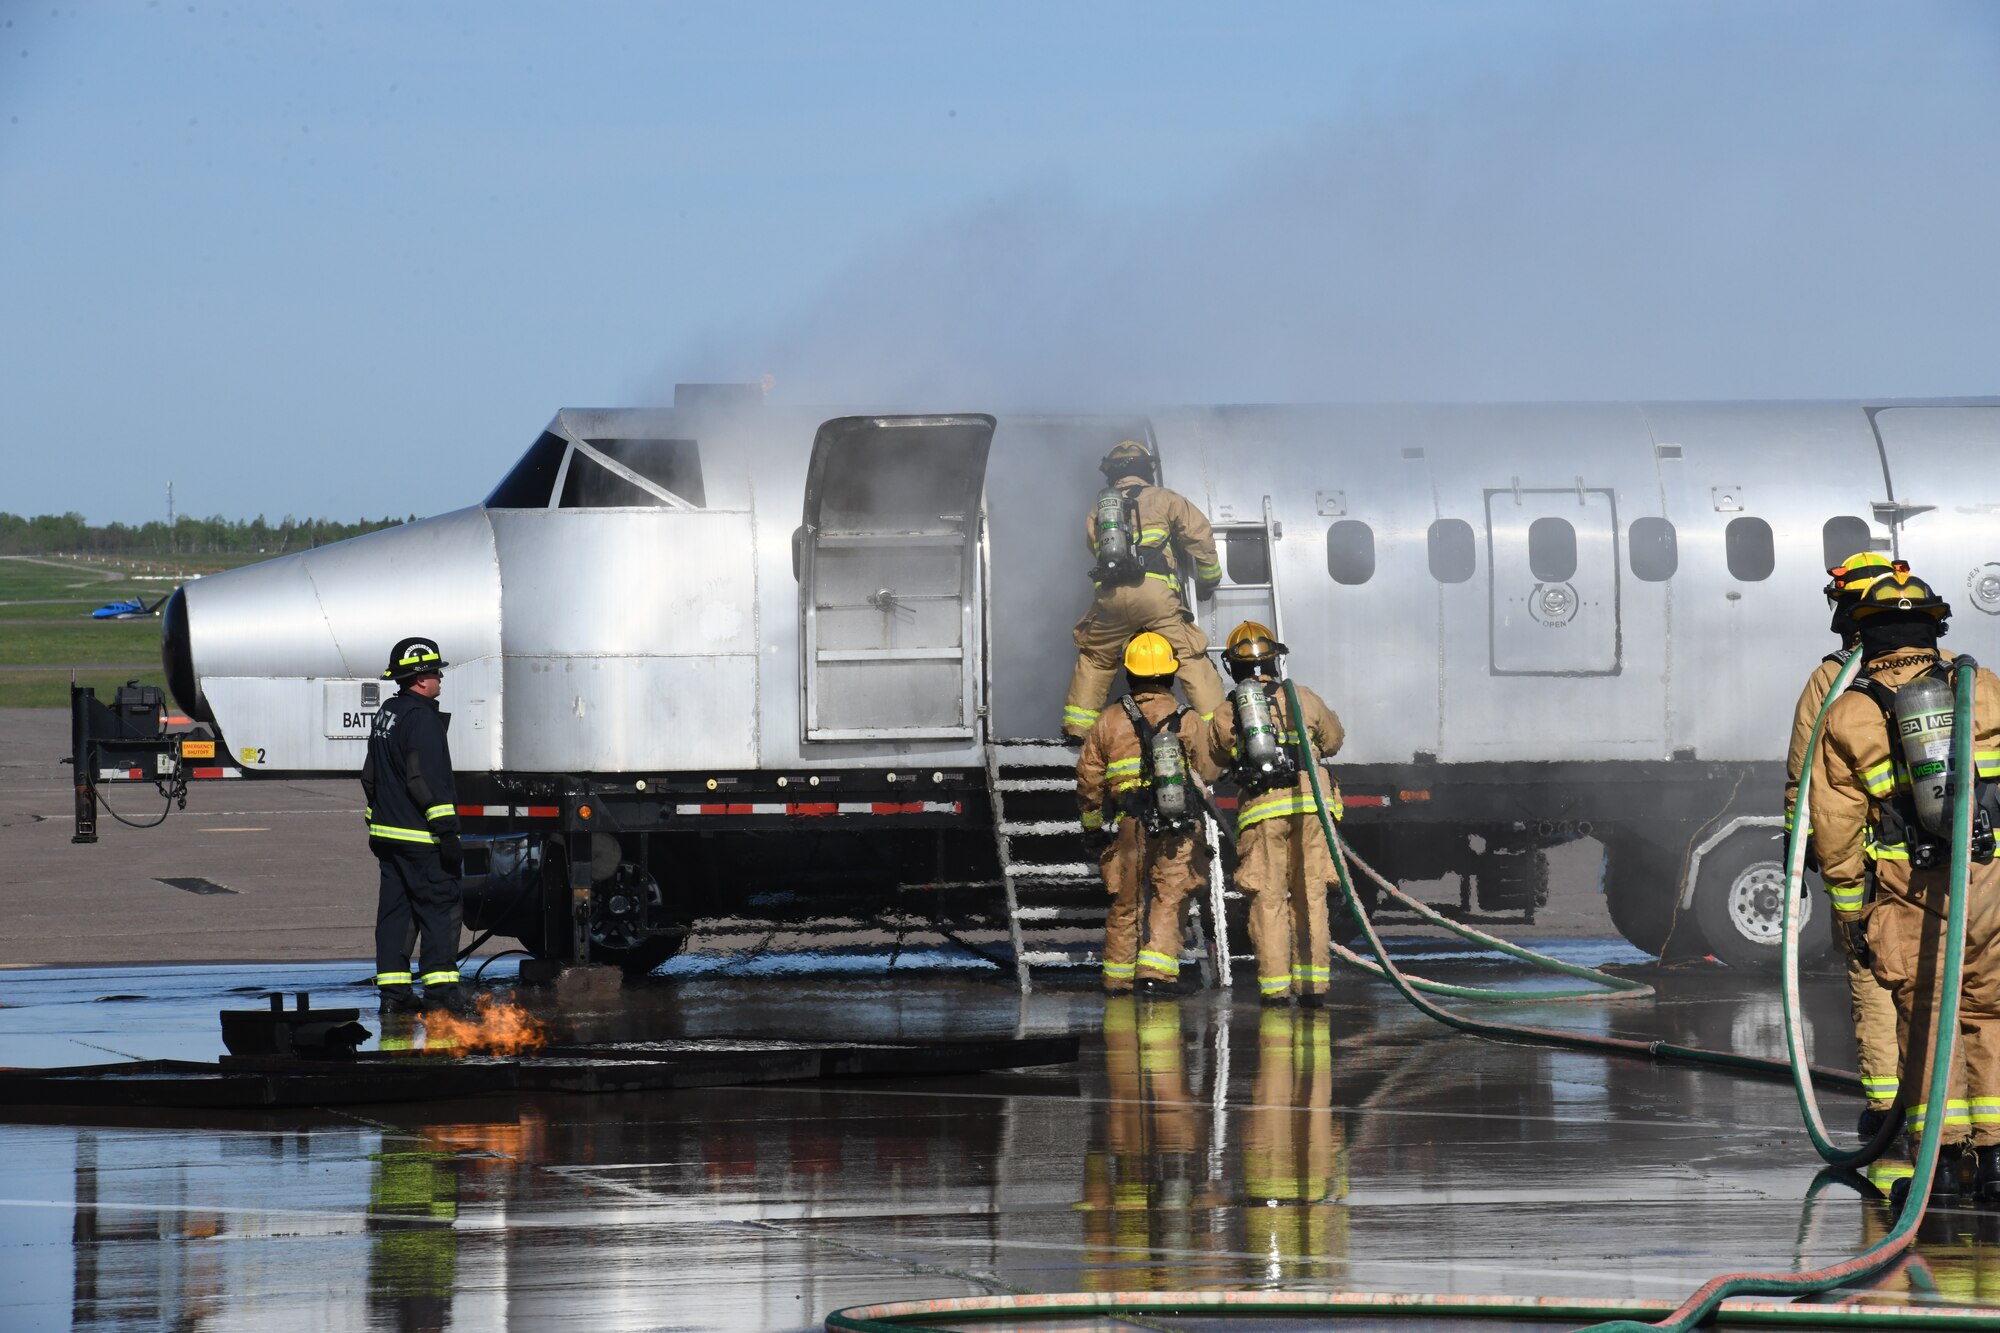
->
1972, 1098, 2000, 1124
1237, 789, 1342, 833
369, 823, 439, 845
1978, 749, 2000, 779
1080, 809, 1104, 831
1861, 1075, 1899, 1099
423, 803, 456, 823
1825, 881, 1866, 913
1136, 526, 1170, 545
1859, 761, 1897, 797
1194, 559, 1223, 582
1063, 705, 1101, 729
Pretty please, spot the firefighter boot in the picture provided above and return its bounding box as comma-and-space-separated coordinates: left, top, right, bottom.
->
1890, 1145, 1965, 1214
1976, 1147, 2000, 1205
423, 983, 480, 1019
378, 984, 421, 1016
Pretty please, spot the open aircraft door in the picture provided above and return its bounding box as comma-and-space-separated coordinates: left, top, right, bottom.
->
1870, 405, 2000, 665
799, 415, 996, 742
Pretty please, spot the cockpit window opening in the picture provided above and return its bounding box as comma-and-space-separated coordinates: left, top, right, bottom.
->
557, 438, 706, 510
587, 438, 705, 508
484, 431, 568, 508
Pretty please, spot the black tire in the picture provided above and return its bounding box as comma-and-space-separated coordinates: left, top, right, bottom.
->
1690, 827, 1834, 972
1600, 824, 1694, 958
595, 932, 689, 979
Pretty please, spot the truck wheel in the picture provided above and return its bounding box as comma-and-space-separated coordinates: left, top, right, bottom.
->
595, 932, 689, 979
1600, 824, 1692, 957
1691, 827, 1832, 972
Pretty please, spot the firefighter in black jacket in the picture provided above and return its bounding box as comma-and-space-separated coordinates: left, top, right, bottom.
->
362, 636, 472, 1015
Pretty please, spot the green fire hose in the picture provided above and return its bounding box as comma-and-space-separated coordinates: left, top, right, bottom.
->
826, 665, 1985, 1331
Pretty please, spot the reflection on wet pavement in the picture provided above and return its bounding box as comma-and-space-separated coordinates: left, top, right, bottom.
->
5, 949, 2000, 1330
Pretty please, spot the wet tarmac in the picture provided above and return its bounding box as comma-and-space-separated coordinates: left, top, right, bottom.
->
5, 949, 2000, 1332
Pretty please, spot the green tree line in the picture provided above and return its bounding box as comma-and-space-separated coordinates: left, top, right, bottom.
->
0, 512, 410, 555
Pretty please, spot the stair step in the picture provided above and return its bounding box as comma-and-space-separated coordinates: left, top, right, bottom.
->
995, 777, 1074, 793
999, 819, 1078, 836
1011, 905, 1106, 922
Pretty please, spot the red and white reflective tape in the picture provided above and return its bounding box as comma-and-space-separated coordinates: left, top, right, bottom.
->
677, 800, 963, 817
455, 804, 562, 819
99, 766, 241, 781
188, 767, 240, 780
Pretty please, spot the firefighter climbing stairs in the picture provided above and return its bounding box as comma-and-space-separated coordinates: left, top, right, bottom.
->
985, 739, 1228, 992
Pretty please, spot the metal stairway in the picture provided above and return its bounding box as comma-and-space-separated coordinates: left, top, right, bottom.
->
985, 738, 1228, 992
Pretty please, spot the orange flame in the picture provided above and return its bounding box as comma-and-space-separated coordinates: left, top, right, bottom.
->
420, 996, 550, 1057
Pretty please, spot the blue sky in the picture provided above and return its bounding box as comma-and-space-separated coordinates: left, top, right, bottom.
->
2, 2, 1996, 524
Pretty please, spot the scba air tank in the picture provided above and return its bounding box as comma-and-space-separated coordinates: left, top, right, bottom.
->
1149, 728, 1191, 826
1232, 680, 1293, 785
1894, 674, 1957, 837
1092, 488, 1137, 581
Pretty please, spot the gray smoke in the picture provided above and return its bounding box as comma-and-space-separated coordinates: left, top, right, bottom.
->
671, 6, 2000, 408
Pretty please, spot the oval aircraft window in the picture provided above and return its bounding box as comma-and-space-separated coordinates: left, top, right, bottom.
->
1527, 517, 1577, 583
1325, 520, 1375, 585
1822, 516, 1873, 572
1726, 516, 1775, 581
1427, 519, 1475, 583
1629, 517, 1678, 582
1225, 530, 1270, 586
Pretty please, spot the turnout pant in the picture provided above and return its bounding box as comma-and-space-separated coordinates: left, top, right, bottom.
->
1100, 819, 1208, 988
1064, 579, 1226, 737
1866, 859, 2000, 1147
375, 848, 464, 989
1836, 909, 1903, 1111
1236, 811, 1337, 999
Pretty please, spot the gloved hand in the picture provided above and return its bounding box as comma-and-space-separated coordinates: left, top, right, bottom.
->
1802, 842, 1821, 876
1842, 916, 1872, 969
437, 831, 464, 876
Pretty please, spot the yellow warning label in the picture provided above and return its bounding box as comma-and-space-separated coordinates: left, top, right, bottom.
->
180, 740, 215, 760
239, 746, 260, 765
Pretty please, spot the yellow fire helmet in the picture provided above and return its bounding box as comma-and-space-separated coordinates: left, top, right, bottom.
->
1222, 620, 1289, 667
1822, 551, 1906, 603
1849, 569, 1951, 622
1099, 439, 1157, 480
1122, 631, 1181, 677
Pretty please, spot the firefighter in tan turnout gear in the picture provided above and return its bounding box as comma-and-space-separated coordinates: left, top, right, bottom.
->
1788, 551, 1906, 1135
1075, 632, 1221, 994
1062, 440, 1228, 741
1810, 571, 2000, 1208
1210, 622, 1345, 1006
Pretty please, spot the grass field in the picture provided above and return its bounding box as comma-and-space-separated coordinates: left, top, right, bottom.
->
0, 554, 243, 707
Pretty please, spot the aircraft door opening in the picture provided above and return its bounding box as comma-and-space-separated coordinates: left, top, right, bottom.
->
1485, 485, 1621, 675
799, 415, 996, 742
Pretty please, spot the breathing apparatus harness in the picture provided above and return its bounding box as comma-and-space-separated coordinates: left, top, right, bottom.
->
1846, 655, 1998, 868
1089, 483, 1179, 591
1224, 675, 1300, 795
1113, 696, 1198, 836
